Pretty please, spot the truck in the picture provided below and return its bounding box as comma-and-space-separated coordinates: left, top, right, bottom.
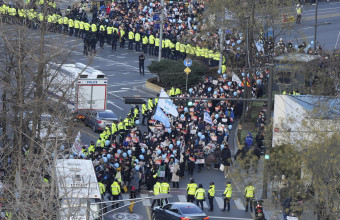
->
46, 63, 108, 119
55, 159, 103, 220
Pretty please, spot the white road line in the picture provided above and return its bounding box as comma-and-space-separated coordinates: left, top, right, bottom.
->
203, 201, 209, 209
122, 194, 130, 205
110, 93, 124, 100
215, 197, 224, 209
108, 90, 130, 93
121, 88, 130, 90
207, 216, 252, 220
234, 198, 246, 210
178, 195, 187, 202
141, 194, 151, 207
115, 56, 127, 59
296, 36, 314, 40
106, 100, 123, 110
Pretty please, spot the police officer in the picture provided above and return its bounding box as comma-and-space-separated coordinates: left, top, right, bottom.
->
112, 28, 119, 51
208, 182, 215, 211
141, 102, 147, 125
296, 4, 302, 24
111, 178, 121, 209
154, 33, 160, 56
195, 184, 206, 210
99, 181, 107, 212
160, 179, 170, 204
83, 32, 90, 56
149, 33, 155, 55
222, 182, 232, 211
99, 22, 105, 48
186, 179, 197, 203
128, 29, 134, 50
151, 179, 161, 208
244, 182, 255, 212
135, 31, 141, 51
139, 52, 145, 76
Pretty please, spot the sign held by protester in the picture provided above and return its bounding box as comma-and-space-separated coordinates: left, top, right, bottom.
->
204, 111, 213, 125
158, 89, 179, 117
153, 106, 171, 128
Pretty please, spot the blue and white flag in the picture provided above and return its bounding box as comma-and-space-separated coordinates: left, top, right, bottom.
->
204, 111, 213, 125
158, 89, 179, 117
154, 106, 171, 128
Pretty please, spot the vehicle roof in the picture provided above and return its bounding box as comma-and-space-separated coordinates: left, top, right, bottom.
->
170, 202, 200, 207
274, 53, 321, 63
55, 159, 101, 199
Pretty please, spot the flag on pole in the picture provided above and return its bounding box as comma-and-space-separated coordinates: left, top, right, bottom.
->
204, 111, 213, 125
158, 89, 179, 117
154, 106, 171, 128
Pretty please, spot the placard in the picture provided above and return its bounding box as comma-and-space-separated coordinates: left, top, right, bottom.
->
190, 129, 197, 134
197, 159, 205, 164
211, 135, 217, 141
212, 80, 218, 85
191, 115, 197, 121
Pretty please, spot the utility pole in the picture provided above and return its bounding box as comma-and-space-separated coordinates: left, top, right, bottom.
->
313, 0, 318, 51
218, 28, 224, 74
158, 0, 164, 62
262, 66, 273, 200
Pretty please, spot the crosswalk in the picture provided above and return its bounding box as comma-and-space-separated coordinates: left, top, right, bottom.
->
107, 193, 246, 210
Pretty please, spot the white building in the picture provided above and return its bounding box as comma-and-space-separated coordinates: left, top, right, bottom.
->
272, 95, 340, 148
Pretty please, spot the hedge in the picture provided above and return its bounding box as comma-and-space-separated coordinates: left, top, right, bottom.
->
148, 59, 208, 88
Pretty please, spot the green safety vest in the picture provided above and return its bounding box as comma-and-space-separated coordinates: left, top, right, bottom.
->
111, 182, 121, 195
208, 185, 215, 197
224, 184, 232, 198
91, 24, 97, 32
153, 182, 161, 195
160, 182, 170, 194
99, 182, 105, 194
245, 186, 255, 198
187, 183, 197, 195
195, 188, 205, 200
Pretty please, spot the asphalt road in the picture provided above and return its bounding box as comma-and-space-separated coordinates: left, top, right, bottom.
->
278, 1, 340, 50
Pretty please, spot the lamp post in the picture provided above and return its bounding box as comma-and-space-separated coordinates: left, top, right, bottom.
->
158, 0, 164, 62
313, 0, 319, 51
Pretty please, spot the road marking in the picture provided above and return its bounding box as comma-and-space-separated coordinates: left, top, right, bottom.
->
122, 194, 130, 205
140, 194, 151, 206
106, 100, 123, 110
207, 217, 252, 220
203, 201, 209, 208
78, 128, 98, 139
215, 197, 224, 209
121, 88, 130, 90
234, 198, 246, 210
296, 36, 314, 40
178, 195, 187, 202
115, 56, 127, 59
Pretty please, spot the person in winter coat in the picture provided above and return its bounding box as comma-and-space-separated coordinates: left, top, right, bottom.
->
130, 167, 140, 193
213, 145, 221, 170
171, 163, 180, 188
244, 133, 253, 150
221, 145, 232, 178
187, 152, 196, 176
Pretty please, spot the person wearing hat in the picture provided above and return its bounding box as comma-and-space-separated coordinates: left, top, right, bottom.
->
244, 182, 255, 212
222, 182, 232, 211
195, 184, 206, 210
186, 179, 197, 203
208, 182, 215, 211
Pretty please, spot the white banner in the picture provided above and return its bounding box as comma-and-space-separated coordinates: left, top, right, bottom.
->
71, 131, 82, 155
158, 89, 179, 117
232, 73, 242, 85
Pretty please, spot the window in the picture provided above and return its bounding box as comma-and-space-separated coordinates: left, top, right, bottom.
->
163, 204, 172, 210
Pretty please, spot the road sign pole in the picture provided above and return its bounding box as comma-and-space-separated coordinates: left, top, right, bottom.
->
186, 73, 188, 91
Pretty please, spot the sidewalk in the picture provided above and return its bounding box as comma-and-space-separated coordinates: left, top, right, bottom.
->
230, 119, 316, 220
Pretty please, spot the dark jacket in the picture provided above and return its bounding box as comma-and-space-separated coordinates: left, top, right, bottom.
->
221, 147, 231, 166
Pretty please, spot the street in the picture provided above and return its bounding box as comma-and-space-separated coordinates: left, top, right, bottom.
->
278, 1, 340, 50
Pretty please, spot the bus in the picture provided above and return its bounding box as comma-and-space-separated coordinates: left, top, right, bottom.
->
55, 159, 103, 220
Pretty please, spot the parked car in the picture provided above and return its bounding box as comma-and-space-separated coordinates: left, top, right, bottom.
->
152, 202, 209, 220
84, 110, 118, 132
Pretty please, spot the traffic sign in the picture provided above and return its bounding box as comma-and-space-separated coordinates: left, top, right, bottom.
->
184, 67, 191, 75
184, 58, 192, 67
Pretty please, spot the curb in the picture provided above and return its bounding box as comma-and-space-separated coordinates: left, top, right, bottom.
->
145, 77, 164, 93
